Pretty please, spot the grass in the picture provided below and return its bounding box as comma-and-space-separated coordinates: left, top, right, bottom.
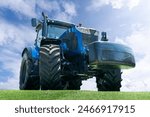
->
0, 90, 150, 100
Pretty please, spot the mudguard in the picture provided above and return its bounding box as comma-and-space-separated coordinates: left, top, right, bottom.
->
21, 46, 39, 76
22, 46, 39, 60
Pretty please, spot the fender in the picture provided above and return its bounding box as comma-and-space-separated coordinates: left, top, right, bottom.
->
22, 46, 39, 76
22, 46, 39, 60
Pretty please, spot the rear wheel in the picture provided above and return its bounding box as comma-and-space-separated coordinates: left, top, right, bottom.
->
19, 52, 40, 90
96, 69, 122, 91
39, 44, 66, 90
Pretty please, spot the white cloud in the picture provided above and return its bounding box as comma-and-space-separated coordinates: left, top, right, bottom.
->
0, 19, 35, 48
0, 0, 77, 21
0, 18, 35, 89
0, 76, 19, 90
127, 0, 140, 10
37, 0, 60, 12
116, 26, 150, 91
87, 0, 140, 11
36, 0, 77, 21
61, 1, 76, 16
0, 50, 20, 90
37, 0, 76, 17
0, 0, 36, 17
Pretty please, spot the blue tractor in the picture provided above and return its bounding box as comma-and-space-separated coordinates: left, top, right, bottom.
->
19, 13, 135, 91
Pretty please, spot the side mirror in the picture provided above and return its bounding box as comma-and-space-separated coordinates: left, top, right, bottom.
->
31, 18, 38, 27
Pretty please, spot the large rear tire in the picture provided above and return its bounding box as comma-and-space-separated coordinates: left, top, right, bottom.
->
19, 52, 40, 90
39, 44, 65, 90
96, 69, 122, 91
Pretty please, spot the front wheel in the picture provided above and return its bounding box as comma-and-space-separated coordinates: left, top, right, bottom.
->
96, 69, 122, 91
19, 52, 40, 90
39, 44, 66, 90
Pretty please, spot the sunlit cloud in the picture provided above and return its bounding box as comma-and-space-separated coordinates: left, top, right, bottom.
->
0, 0, 76, 21
87, 0, 140, 11
116, 25, 150, 91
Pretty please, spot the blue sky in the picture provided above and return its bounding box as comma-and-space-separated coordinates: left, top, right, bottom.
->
0, 0, 150, 91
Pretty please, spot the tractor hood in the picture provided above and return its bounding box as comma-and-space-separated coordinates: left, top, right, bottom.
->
88, 41, 135, 69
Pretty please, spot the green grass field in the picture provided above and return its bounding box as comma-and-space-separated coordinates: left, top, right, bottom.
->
0, 90, 150, 100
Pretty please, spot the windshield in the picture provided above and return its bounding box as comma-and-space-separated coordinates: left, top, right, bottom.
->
47, 25, 68, 39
